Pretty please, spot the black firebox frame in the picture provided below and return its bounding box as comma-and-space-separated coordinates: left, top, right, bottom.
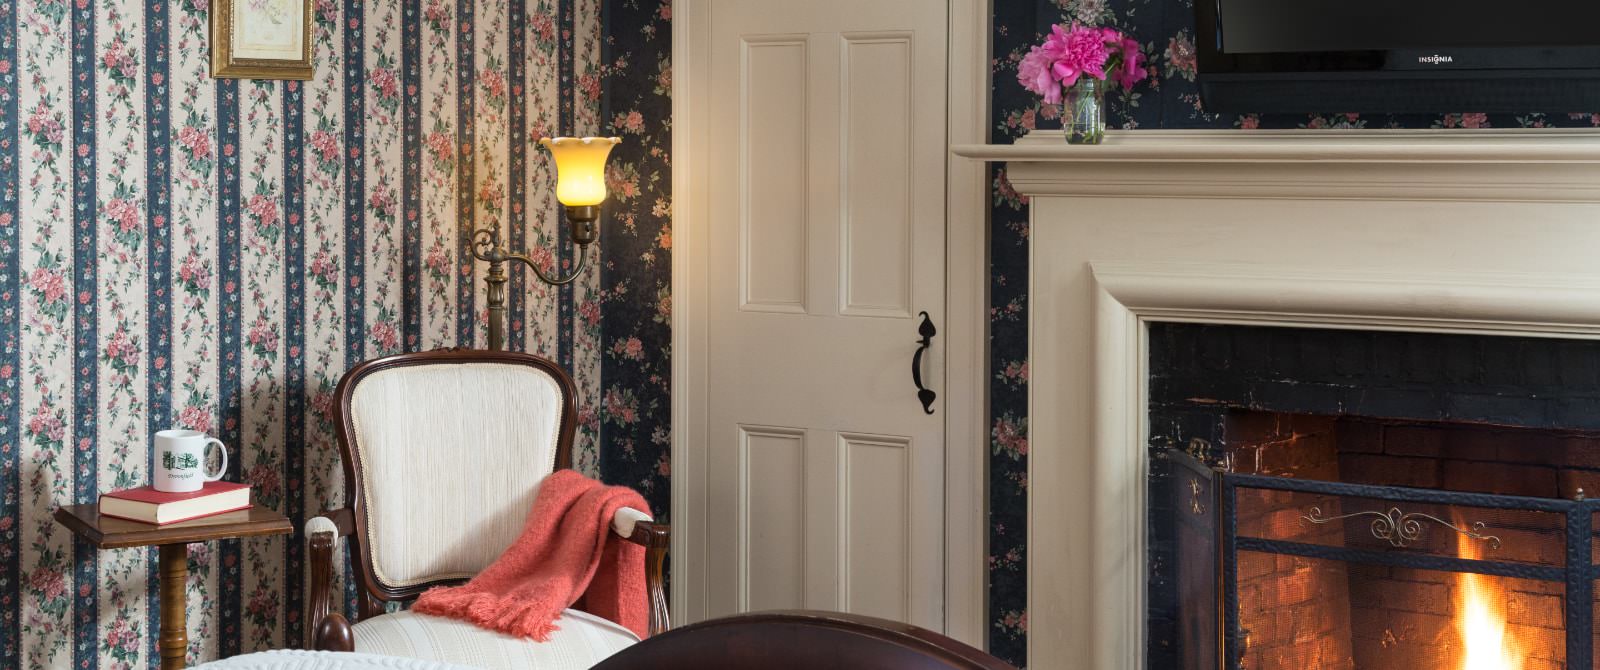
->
1167, 449, 1599, 670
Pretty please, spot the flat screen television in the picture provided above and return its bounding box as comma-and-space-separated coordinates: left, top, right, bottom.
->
1195, 0, 1600, 113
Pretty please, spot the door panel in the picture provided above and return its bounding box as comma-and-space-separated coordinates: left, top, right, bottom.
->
740, 37, 810, 313
705, 0, 948, 629
739, 425, 807, 611
841, 432, 912, 621
841, 34, 914, 318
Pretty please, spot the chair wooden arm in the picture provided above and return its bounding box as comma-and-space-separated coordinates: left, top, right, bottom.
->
307, 508, 356, 652
622, 520, 671, 636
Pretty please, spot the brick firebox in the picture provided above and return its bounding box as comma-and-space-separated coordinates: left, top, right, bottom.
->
1146, 322, 1600, 669
1224, 412, 1585, 670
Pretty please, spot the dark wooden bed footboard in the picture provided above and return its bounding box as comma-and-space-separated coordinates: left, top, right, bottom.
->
592, 610, 1018, 670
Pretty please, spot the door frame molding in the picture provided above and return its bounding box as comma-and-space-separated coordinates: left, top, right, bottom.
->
670, 0, 990, 646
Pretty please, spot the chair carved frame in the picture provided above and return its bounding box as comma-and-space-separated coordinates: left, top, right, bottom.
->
305, 348, 671, 652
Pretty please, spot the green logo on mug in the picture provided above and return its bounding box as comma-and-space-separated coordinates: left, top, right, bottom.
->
162, 451, 200, 471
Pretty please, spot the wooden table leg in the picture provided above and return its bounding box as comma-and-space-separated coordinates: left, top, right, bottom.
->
159, 544, 188, 670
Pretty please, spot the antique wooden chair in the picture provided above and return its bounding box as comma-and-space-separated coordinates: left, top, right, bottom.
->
304, 348, 670, 668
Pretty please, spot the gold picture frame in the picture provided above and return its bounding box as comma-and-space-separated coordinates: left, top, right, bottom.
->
210, 0, 314, 80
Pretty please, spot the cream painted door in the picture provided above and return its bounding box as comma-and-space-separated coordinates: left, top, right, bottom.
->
702, 0, 948, 628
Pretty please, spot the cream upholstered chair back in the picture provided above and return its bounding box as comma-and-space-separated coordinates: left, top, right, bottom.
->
334, 349, 576, 595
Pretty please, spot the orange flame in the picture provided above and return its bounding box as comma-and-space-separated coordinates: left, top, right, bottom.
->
1456, 527, 1522, 670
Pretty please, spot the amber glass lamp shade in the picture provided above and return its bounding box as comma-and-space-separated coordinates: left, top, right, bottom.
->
541, 136, 620, 207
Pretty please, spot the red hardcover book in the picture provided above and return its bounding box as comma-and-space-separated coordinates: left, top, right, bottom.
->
98, 482, 252, 525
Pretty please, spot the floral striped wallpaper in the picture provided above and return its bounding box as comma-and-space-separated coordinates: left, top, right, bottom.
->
0, 0, 661, 664
986, 2, 1600, 667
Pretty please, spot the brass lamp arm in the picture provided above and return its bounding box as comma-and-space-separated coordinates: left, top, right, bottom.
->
472, 226, 593, 351
470, 227, 590, 286
512, 245, 588, 286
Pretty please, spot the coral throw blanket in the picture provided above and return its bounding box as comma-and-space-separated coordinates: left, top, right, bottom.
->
413, 470, 650, 641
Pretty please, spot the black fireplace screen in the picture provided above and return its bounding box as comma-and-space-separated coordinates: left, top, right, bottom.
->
1167, 449, 1600, 670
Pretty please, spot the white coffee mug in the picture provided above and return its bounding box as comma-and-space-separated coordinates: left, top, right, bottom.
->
153, 429, 228, 493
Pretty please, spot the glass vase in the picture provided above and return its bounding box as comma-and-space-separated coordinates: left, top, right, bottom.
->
1061, 78, 1106, 145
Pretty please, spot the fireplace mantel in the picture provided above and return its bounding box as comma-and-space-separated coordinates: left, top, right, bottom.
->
953, 129, 1600, 202
956, 129, 1600, 670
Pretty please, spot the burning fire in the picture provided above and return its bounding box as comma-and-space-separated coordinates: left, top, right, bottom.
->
1456, 527, 1523, 670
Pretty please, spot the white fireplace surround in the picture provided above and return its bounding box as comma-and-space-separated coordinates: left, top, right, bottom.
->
954, 129, 1600, 670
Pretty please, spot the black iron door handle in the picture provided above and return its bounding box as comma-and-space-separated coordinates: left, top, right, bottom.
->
911, 311, 937, 414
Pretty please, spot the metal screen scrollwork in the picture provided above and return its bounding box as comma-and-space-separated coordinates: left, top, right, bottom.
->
1301, 505, 1503, 549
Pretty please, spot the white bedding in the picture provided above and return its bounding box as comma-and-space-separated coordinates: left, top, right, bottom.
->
194, 649, 484, 670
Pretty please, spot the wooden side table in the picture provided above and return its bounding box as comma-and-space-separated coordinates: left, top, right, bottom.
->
54, 504, 293, 669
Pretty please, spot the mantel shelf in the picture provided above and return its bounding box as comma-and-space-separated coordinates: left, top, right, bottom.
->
952, 129, 1600, 202
952, 128, 1600, 165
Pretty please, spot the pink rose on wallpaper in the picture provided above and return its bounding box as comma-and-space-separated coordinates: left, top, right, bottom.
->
603, 388, 639, 425
605, 165, 639, 200
370, 320, 399, 351
179, 252, 211, 288
247, 464, 281, 499
424, 243, 451, 277
30, 567, 65, 601
27, 403, 65, 442
178, 405, 213, 434
247, 315, 279, 353
579, 298, 601, 328
479, 68, 505, 99
309, 130, 340, 164
368, 188, 395, 218
370, 67, 399, 100
27, 105, 63, 145
105, 329, 139, 368
101, 40, 137, 81
424, 0, 449, 27
179, 125, 212, 160
655, 225, 670, 251
309, 391, 334, 424
531, 12, 555, 42
105, 617, 139, 653
612, 336, 644, 361
425, 131, 452, 163
104, 198, 138, 233
316, 0, 336, 24
1165, 33, 1197, 78
102, 40, 125, 71
579, 73, 601, 101
614, 110, 644, 133
247, 586, 279, 621
477, 182, 502, 206
248, 193, 278, 228
309, 250, 338, 285
991, 415, 1028, 459
29, 268, 66, 303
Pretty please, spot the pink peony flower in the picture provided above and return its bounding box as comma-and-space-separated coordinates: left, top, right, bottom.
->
1017, 23, 1144, 104
1113, 37, 1147, 89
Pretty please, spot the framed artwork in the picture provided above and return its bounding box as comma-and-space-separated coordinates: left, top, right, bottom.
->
211, 0, 313, 80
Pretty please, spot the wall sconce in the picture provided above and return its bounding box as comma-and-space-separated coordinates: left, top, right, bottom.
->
473, 136, 620, 351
